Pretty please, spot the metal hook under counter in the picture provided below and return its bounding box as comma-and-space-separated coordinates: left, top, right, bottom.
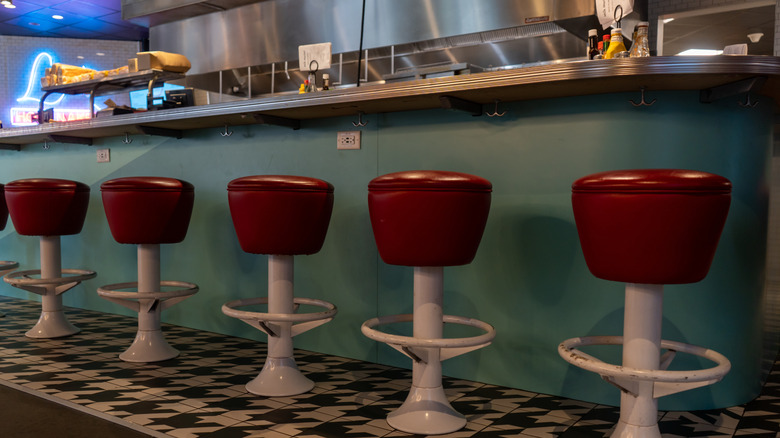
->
739, 94, 758, 108
122, 133, 133, 144
629, 87, 656, 107
220, 124, 233, 137
352, 111, 368, 127
42, 140, 50, 150
486, 100, 507, 117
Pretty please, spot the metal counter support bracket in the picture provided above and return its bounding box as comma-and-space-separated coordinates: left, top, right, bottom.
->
137, 125, 183, 139
48, 135, 93, 146
0, 144, 21, 151
439, 96, 482, 116
254, 114, 301, 130
700, 76, 767, 103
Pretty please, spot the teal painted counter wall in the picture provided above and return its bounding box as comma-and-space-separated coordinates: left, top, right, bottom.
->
0, 90, 772, 411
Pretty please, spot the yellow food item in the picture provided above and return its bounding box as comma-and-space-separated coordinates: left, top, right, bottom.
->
136, 51, 191, 73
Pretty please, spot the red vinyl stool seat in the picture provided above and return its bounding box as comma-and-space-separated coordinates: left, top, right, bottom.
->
4, 179, 96, 338
97, 177, 198, 363
5, 178, 90, 236
222, 175, 337, 397
572, 169, 731, 284
101, 177, 194, 244
228, 175, 333, 255
559, 169, 732, 438
368, 170, 491, 266
362, 170, 495, 435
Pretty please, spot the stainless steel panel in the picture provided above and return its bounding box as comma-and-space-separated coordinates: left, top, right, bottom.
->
122, 0, 262, 25
363, 0, 554, 48
151, 0, 595, 75
151, 0, 363, 74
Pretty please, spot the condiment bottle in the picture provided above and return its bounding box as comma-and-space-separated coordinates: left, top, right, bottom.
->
588, 29, 600, 60
307, 72, 317, 92
322, 73, 330, 90
629, 22, 650, 57
604, 28, 627, 59
602, 35, 611, 58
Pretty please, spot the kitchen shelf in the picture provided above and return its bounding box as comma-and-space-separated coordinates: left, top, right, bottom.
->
2, 56, 779, 149
37, 69, 186, 124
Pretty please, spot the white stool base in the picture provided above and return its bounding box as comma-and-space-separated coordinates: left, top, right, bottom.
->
559, 284, 730, 438
5, 266, 96, 340
388, 386, 466, 435
26, 310, 80, 338
245, 357, 314, 397
119, 329, 179, 363
362, 267, 495, 435
613, 420, 661, 438
222, 255, 336, 397
98, 280, 198, 363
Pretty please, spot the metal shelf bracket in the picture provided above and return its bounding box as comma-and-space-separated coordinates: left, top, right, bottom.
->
254, 114, 301, 130
137, 125, 183, 139
439, 95, 482, 116
48, 134, 93, 146
700, 76, 767, 104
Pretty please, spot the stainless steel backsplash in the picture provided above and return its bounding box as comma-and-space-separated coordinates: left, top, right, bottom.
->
147, 0, 597, 95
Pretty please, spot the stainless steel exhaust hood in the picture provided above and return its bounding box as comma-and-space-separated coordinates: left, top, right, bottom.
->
122, 0, 261, 26
139, 0, 600, 95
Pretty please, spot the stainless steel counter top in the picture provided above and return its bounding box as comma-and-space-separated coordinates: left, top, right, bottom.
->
2, 56, 779, 149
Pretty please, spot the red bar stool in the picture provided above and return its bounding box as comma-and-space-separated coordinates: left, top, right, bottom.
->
4, 179, 96, 338
362, 170, 496, 435
0, 184, 19, 317
559, 169, 733, 438
222, 175, 337, 397
97, 177, 198, 363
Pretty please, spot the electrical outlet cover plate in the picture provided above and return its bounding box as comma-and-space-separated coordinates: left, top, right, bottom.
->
97, 148, 110, 163
337, 131, 361, 150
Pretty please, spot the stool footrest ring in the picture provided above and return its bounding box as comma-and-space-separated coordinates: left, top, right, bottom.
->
0, 261, 19, 273
222, 297, 337, 337
5, 269, 97, 286
559, 335, 730, 396
5, 269, 97, 296
222, 297, 337, 323
97, 281, 199, 299
98, 281, 198, 313
362, 313, 495, 361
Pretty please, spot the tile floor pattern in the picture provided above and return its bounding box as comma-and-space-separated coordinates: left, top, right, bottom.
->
0, 296, 777, 438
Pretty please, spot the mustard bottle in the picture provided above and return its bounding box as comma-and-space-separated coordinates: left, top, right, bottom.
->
604, 28, 627, 59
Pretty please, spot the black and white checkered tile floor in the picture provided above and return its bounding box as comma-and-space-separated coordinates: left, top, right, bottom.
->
0, 296, 777, 438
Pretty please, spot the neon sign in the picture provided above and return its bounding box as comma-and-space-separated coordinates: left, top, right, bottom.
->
10, 51, 95, 126
10, 108, 92, 126
17, 53, 63, 105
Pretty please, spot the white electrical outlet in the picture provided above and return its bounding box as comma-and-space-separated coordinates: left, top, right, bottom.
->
96, 148, 110, 163
337, 131, 361, 150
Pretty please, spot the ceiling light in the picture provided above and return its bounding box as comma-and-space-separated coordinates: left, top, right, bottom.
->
676, 49, 723, 56
747, 33, 763, 43
1, 0, 14, 8
663, 18, 675, 24
52, 15, 64, 20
